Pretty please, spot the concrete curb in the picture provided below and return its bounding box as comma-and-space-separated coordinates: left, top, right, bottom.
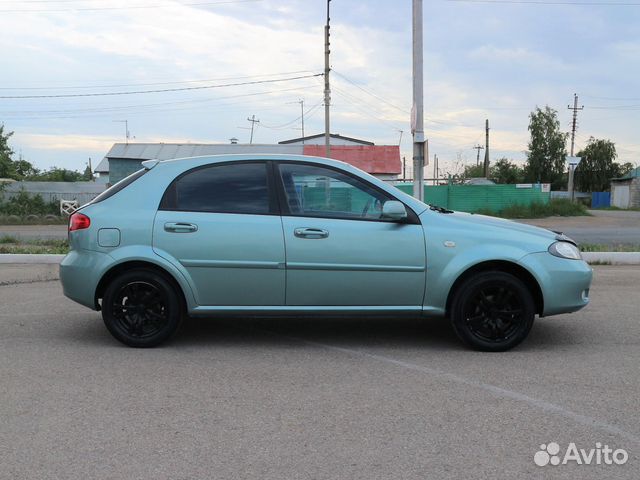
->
1, 253, 639, 265
0, 254, 65, 264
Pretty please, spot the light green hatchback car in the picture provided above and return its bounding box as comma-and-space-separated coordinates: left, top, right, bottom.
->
60, 154, 592, 351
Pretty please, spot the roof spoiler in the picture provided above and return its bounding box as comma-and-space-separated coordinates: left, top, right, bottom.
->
141, 159, 160, 170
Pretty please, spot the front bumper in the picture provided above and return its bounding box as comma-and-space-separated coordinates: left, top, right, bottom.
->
519, 252, 593, 316
59, 249, 113, 310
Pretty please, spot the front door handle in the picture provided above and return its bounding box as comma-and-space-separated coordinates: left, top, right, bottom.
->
164, 222, 198, 233
294, 228, 329, 239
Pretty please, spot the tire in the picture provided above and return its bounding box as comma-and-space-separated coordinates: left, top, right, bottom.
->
102, 269, 183, 347
450, 271, 535, 352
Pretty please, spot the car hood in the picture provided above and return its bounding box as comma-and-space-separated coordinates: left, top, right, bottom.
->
421, 209, 559, 248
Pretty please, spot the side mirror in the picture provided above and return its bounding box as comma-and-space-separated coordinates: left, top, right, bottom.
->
381, 200, 407, 221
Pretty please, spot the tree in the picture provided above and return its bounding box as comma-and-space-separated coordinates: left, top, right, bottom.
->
611, 162, 635, 179
82, 164, 94, 181
490, 158, 525, 184
574, 138, 618, 192
463, 164, 485, 178
525, 106, 568, 188
13, 155, 39, 179
0, 124, 16, 179
25, 167, 85, 182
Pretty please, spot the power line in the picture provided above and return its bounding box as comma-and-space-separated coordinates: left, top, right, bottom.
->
260, 100, 323, 130
0, 70, 319, 90
446, 0, 640, 5
0, 73, 323, 99
0, 86, 319, 116
332, 70, 409, 114
0, 0, 262, 13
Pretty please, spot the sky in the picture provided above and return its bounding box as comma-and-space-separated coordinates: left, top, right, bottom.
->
0, 0, 638, 177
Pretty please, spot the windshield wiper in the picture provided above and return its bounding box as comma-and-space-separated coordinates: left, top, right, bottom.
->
428, 204, 454, 214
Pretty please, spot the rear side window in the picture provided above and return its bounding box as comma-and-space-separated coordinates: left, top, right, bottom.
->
91, 168, 147, 204
160, 162, 271, 214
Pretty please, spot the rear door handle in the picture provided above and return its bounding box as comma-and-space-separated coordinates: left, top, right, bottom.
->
164, 222, 198, 233
294, 228, 329, 239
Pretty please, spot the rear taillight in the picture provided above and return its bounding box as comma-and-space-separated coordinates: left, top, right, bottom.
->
69, 212, 91, 231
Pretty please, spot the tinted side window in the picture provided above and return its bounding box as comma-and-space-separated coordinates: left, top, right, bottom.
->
278, 163, 391, 220
163, 162, 270, 214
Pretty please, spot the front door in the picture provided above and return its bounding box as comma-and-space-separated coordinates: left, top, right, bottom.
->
153, 161, 285, 306
276, 162, 426, 307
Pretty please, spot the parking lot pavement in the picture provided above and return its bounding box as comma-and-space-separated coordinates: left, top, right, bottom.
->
1, 266, 638, 479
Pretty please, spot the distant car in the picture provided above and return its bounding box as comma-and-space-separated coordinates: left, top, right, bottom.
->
60, 154, 592, 351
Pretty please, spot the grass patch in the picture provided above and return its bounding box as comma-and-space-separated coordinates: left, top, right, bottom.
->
476, 199, 589, 219
586, 260, 612, 266
0, 236, 69, 254
579, 243, 640, 252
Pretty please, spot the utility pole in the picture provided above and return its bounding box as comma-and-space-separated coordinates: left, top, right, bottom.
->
483, 119, 490, 177
568, 93, 583, 158
567, 93, 584, 202
324, 0, 331, 158
299, 99, 305, 142
473, 144, 484, 166
433, 153, 438, 185
411, 0, 425, 201
113, 120, 130, 144
247, 115, 260, 144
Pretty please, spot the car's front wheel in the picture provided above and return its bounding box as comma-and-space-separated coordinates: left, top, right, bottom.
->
450, 271, 535, 351
102, 269, 182, 347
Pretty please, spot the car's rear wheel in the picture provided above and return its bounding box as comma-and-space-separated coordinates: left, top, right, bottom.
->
450, 271, 535, 352
102, 269, 182, 347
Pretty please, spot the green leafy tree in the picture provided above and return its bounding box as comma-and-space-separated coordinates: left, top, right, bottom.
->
14, 156, 39, 179
463, 164, 485, 178
26, 167, 85, 182
490, 158, 525, 184
611, 162, 635, 179
525, 106, 568, 188
82, 164, 94, 181
0, 124, 16, 179
574, 138, 618, 192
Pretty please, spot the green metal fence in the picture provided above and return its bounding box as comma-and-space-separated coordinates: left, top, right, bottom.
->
395, 183, 550, 213
299, 183, 550, 214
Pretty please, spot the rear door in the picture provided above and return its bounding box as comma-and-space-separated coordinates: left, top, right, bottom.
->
276, 162, 426, 308
153, 161, 285, 306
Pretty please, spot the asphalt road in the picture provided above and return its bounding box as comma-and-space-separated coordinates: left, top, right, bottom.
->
519, 210, 640, 246
1, 266, 638, 479
2, 209, 639, 246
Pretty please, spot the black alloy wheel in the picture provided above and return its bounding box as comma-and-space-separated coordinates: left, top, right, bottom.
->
102, 269, 182, 347
450, 271, 535, 351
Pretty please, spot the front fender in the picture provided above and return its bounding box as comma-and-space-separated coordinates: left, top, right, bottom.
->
424, 241, 536, 315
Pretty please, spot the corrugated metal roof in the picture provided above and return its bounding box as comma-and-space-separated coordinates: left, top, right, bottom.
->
97, 143, 304, 173
302, 145, 401, 174
279, 133, 374, 145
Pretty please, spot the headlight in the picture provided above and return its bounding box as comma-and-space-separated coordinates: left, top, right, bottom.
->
548, 241, 582, 260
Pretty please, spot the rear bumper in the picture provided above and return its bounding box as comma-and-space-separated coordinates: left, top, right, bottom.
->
519, 252, 593, 316
59, 249, 113, 310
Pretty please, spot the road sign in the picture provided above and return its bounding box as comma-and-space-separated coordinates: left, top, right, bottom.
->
567, 156, 582, 167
